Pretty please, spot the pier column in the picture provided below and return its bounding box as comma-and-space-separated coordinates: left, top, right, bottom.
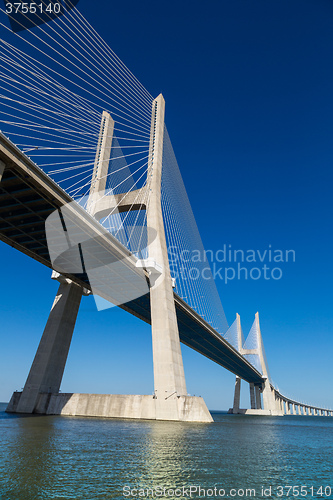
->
249, 313, 281, 414
249, 383, 256, 409
0, 160, 5, 181
286, 402, 291, 415
15, 278, 83, 413
233, 376, 241, 412
280, 399, 284, 414
232, 315, 242, 414
147, 94, 191, 420
255, 385, 262, 409
262, 379, 278, 413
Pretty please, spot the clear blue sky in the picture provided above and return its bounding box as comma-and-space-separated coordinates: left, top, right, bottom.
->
1, 0, 333, 410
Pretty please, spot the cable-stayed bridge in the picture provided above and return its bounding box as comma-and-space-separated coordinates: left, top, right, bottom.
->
0, 3, 330, 422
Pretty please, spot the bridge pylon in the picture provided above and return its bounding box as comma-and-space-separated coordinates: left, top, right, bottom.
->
6, 98, 212, 422
229, 312, 283, 416
6, 111, 115, 415
144, 94, 211, 421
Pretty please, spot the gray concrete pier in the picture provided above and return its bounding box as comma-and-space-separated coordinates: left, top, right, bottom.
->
15, 278, 83, 414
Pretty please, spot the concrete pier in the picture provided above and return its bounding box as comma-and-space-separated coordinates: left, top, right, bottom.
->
233, 377, 241, 412
14, 278, 83, 414
255, 385, 262, 409
7, 392, 212, 422
249, 383, 256, 409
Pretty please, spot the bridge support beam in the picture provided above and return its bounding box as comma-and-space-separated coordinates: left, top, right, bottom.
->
255, 385, 262, 409
8, 277, 83, 414
249, 383, 256, 409
233, 377, 241, 412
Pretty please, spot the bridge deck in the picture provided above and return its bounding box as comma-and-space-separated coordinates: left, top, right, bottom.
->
0, 132, 263, 385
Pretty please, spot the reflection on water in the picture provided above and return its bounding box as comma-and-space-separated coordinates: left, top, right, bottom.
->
1, 404, 333, 500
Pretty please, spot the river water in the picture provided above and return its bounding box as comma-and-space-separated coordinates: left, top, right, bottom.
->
0, 403, 332, 500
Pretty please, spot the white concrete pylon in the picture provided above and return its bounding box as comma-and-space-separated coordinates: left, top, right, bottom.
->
231, 314, 243, 413
87, 111, 115, 216
252, 313, 282, 414
146, 94, 199, 421
12, 111, 115, 414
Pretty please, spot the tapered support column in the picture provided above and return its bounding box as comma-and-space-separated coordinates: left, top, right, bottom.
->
249, 383, 256, 409
14, 279, 83, 413
255, 385, 262, 409
233, 376, 241, 412
262, 379, 278, 414
274, 392, 281, 413
231, 315, 242, 414
146, 94, 191, 420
